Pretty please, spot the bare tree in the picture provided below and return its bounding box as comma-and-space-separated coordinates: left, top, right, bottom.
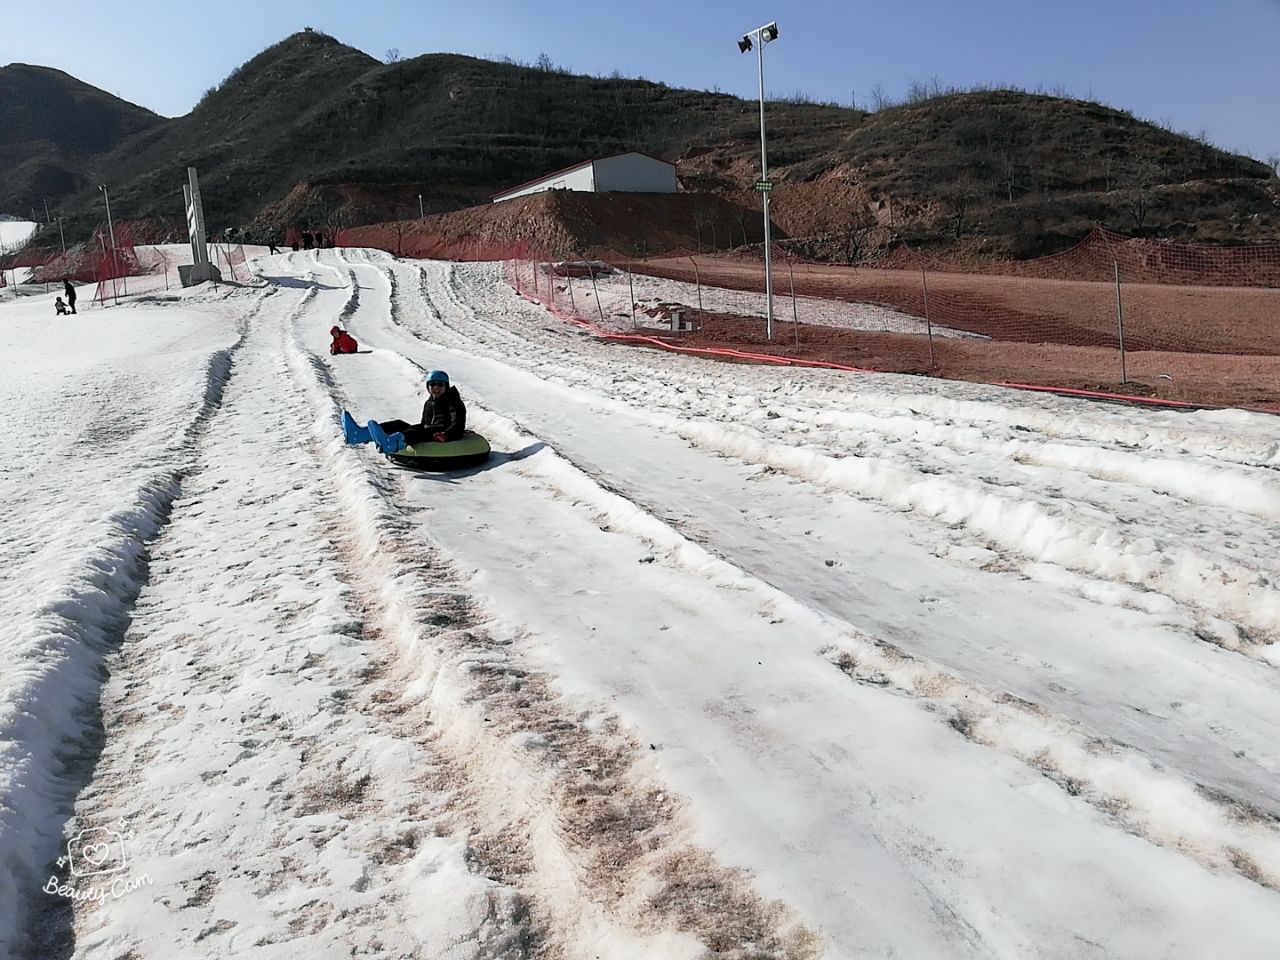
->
940, 178, 980, 239
870, 83, 890, 111
905, 79, 930, 104
1121, 161, 1162, 231
385, 48, 402, 64
735, 206, 751, 247
838, 209, 876, 263
692, 205, 714, 253
1266, 153, 1280, 178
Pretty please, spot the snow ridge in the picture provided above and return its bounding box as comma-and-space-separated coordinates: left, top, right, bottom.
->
0, 335, 241, 956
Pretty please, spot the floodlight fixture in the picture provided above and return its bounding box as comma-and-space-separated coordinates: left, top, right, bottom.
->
738, 36, 752, 53
760, 22, 779, 42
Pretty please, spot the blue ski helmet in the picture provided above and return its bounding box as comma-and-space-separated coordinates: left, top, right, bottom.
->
425, 370, 450, 386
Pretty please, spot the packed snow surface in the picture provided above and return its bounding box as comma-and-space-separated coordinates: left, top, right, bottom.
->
1, 247, 1278, 959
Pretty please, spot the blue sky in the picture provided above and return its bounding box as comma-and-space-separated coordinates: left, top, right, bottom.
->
3, 0, 1277, 162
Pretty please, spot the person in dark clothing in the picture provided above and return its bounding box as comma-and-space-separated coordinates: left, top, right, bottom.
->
343, 370, 467, 453
55, 297, 69, 315
268, 241, 281, 255
63, 279, 77, 315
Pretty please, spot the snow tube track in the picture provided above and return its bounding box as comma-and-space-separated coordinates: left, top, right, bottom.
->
20, 248, 1275, 958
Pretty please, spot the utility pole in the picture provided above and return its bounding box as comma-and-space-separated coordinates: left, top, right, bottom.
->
99, 184, 120, 302
418, 193, 424, 219
738, 21, 780, 340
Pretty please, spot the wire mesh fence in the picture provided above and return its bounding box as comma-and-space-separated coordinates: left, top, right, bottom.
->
503, 246, 1280, 411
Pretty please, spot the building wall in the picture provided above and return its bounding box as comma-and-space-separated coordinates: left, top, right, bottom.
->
493, 164, 595, 203
492, 152, 678, 203
592, 153, 678, 193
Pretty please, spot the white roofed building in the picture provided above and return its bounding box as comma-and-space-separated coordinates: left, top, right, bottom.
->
491, 151, 677, 203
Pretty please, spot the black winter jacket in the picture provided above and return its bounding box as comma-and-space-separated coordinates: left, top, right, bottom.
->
420, 386, 466, 440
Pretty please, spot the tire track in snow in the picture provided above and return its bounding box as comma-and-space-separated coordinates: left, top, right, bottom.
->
308, 250, 821, 959
9, 291, 261, 958
52, 279, 535, 958
323, 254, 1280, 945
475, 406, 1280, 895
360, 253, 1280, 876
336, 254, 1280, 815
381, 257, 1280, 652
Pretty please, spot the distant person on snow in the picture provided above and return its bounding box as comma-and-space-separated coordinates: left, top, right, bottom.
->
342, 370, 466, 453
268, 241, 281, 255
54, 297, 69, 316
63, 279, 76, 315
329, 325, 359, 354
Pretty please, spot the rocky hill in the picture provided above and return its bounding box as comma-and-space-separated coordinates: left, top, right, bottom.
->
5, 29, 1277, 261
0, 63, 162, 215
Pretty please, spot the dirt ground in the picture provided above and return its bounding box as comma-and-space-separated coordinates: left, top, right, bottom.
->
621, 257, 1280, 411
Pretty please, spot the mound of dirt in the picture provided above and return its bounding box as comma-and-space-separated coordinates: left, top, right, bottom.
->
338, 190, 774, 261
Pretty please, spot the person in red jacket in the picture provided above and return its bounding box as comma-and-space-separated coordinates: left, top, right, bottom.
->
329, 325, 359, 354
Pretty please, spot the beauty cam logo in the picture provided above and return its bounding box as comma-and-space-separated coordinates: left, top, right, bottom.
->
65, 826, 127, 877
44, 820, 153, 904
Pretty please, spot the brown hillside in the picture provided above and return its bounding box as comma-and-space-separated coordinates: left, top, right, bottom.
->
337, 191, 772, 260
6, 31, 1277, 262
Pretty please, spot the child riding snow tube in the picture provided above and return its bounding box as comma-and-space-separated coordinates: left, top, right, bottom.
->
340, 370, 491, 470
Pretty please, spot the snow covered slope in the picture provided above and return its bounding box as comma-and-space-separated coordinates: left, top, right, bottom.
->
1, 249, 1278, 959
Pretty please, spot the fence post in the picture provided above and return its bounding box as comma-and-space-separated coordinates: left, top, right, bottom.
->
789, 260, 800, 346
589, 267, 606, 325
627, 269, 637, 329
688, 255, 703, 317
1114, 259, 1127, 384
567, 273, 576, 314
921, 268, 935, 368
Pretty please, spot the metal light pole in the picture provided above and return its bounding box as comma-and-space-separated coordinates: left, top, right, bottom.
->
43, 198, 51, 224
418, 193, 424, 219
739, 21, 780, 339
57, 216, 66, 253
99, 184, 120, 302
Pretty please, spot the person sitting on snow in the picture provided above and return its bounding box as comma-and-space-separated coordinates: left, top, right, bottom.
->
329, 325, 359, 354
54, 297, 69, 316
342, 370, 467, 454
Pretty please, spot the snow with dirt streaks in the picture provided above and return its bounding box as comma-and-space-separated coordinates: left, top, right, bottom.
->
1, 246, 1278, 959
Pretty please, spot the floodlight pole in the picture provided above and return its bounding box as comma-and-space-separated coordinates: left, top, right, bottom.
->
742, 21, 778, 340
57, 216, 66, 253
99, 184, 120, 302
756, 36, 775, 340
418, 193, 424, 219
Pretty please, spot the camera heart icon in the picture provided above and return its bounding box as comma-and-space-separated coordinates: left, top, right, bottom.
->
83, 843, 111, 866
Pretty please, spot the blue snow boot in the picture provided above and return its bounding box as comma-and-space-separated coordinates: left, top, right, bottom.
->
342, 410, 371, 444
366, 420, 406, 454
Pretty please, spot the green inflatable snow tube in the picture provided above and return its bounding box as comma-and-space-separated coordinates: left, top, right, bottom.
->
387, 430, 492, 470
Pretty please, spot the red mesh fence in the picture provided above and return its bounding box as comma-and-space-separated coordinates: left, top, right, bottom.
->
1, 223, 150, 289
875, 227, 1280, 288
506, 253, 1280, 412
92, 224, 142, 304
211, 243, 248, 282
323, 211, 1280, 409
